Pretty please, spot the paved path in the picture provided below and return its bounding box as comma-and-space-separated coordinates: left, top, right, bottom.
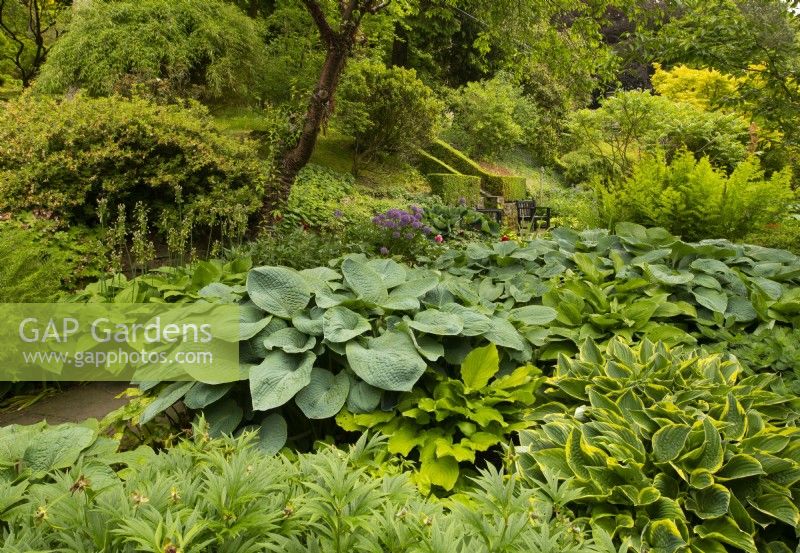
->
0, 382, 130, 426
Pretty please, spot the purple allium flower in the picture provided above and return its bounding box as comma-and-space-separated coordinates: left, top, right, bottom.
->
422, 226, 432, 235
412, 221, 422, 229
458, 197, 467, 206
380, 246, 390, 255
405, 232, 415, 240
334, 209, 343, 218
392, 231, 401, 238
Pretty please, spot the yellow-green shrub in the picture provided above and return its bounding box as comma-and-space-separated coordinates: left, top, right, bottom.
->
599, 151, 795, 241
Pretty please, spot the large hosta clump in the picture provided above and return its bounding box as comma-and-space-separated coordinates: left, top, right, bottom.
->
516, 338, 800, 553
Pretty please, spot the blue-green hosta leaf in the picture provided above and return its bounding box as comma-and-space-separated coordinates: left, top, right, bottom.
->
725, 296, 757, 323
262, 328, 316, 353
346, 377, 382, 413
247, 266, 311, 318
295, 368, 350, 419
686, 484, 730, 519
238, 301, 272, 340
484, 317, 528, 351
691, 258, 732, 275
652, 424, 692, 463
258, 413, 287, 455
508, 305, 558, 326
460, 343, 500, 390
140, 381, 194, 424
440, 303, 492, 336
23, 425, 96, 474
389, 276, 440, 299
345, 330, 427, 392
694, 517, 757, 553
292, 308, 325, 336
203, 398, 243, 437
642, 264, 695, 286
408, 310, 464, 336
749, 494, 800, 527
322, 306, 372, 343
249, 351, 315, 411
407, 329, 444, 361
184, 383, 234, 410
692, 287, 729, 314
366, 258, 407, 288
748, 277, 783, 301
341, 257, 388, 304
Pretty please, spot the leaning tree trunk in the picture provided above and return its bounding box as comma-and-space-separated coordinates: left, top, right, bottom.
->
263, 34, 357, 219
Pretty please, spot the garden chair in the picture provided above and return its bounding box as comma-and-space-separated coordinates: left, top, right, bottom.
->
515, 200, 551, 231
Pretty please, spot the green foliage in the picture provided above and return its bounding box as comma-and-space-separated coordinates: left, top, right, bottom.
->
338, 343, 545, 492
421, 200, 501, 240
0, 216, 106, 302
560, 90, 750, 184
0, 93, 268, 238
445, 75, 539, 159
35, 0, 269, 103
744, 218, 800, 254
427, 174, 482, 206
336, 59, 444, 167
517, 338, 800, 552
0, 422, 606, 553
724, 327, 800, 393
599, 152, 796, 241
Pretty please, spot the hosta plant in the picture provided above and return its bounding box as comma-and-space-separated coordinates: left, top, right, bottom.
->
337, 343, 545, 492
516, 338, 800, 553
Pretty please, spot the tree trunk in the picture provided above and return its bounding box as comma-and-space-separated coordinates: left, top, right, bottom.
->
264, 38, 354, 219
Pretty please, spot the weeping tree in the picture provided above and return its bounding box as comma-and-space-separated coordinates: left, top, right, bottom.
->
265, 0, 393, 217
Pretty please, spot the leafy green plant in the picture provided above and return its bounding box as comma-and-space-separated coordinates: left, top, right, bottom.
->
336, 59, 444, 169
0, 421, 608, 553
0, 93, 268, 240
560, 90, 750, 184
35, 0, 270, 103
516, 338, 800, 553
338, 343, 545, 491
599, 151, 796, 241
421, 200, 501, 241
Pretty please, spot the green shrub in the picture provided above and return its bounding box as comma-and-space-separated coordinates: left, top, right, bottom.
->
744, 218, 800, 254
445, 75, 540, 160
0, 93, 268, 238
517, 338, 800, 553
0, 216, 106, 302
336, 59, 444, 167
0, 422, 606, 553
420, 199, 501, 240
560, 90, 750, 184
599, 151, 796, 241
35, 0, 269, 103
428, 174, 482, 206
485, 175, 527, 201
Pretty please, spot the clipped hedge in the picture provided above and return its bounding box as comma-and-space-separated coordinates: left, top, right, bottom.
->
484, 175, 527, 200
424, 139, 528, 200
428, 173, 482, 206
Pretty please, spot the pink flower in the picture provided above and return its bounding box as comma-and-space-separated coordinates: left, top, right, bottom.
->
434, 234, 444, 243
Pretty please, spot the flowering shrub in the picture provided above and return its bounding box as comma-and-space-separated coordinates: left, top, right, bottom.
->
372, 206, 439, 259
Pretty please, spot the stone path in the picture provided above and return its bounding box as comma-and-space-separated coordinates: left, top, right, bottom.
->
0, 382, 130, 426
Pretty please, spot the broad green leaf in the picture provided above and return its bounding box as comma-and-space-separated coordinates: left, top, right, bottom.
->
295, 368, 350, 419
647, 519, 687, 553
263, 328, 316, 353
23, 425, 96, 474
721, 393, 747, 441
692, 287, 728, 314
565, 429, 606, 480
652, 424, 692, 463
247, 266, 311, 318
346, 330, 427, 392
341, 257, 388, 304
238, 301, 272, 340
140, 381, 194, 424
484, 317, 528, 351
695, 517, 757, 553
249, 351, 315, 411
686, 485, 730, 519
441, 303, 492, 335
258, 414, 287, 455
460, 343, 500, 390
203, 398, 243, 437
184, 383, 234, 410
643, 264, 695, 286
346, 378, 382, 413
322, 306, 371, 343
697, 418, 724, 472
749, 494, 800, 527
715, 455, 765, 481
419, 454, 459, 491
366, 258, 407, 288
408, 309, 464, 335
507, 305, 558, 326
